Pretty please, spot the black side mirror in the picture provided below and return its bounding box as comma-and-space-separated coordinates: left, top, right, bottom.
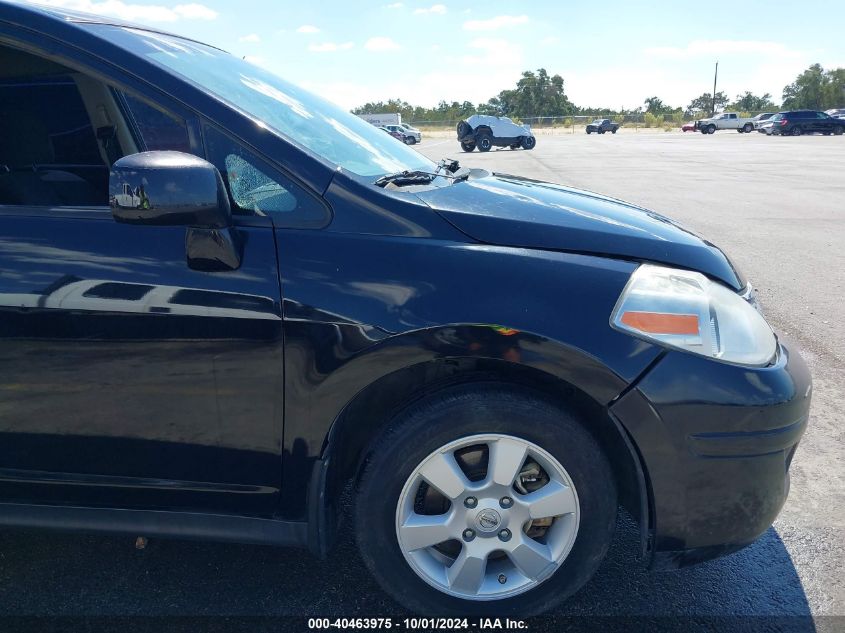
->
109, 151, 231, 228
110, 151, 241, 271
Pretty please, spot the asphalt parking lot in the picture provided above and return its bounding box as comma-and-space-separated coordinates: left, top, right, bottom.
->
1, 131, 843, 630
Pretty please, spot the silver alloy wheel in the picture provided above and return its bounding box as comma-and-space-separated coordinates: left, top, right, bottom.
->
395, 434, 580, 601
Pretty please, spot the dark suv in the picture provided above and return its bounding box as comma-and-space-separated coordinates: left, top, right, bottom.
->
585, 118, 620, 134
770, 110, 845, 136
0, 1, 811, 617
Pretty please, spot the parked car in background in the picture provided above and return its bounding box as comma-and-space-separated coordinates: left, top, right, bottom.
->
758, 117, 777, 135
752, 113, 777, 130
456, 114, 536, 152
681, 122, 696, 132
399, 122, 423, 143
0, 0, 814, 618
696, 112, 756, 134
769, 111, 845, 136
384, 123, 420, 145
586, 119, 620, 134
378, 125, 404, 142
825, 108, 845, 119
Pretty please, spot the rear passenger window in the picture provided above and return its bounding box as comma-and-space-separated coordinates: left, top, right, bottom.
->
119, 92, 191, 153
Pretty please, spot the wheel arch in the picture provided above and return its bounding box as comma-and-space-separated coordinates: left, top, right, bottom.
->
310, 332, 652, 558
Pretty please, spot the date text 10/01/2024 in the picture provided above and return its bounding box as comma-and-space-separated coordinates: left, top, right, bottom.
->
307, 618, 528, 629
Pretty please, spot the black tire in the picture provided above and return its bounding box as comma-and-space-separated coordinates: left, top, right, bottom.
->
792, 126, 802, 136
833, 126, 844, 136
743, 123, 753, 133
477, 134, 493, 152
520, 135, 536, 150
460, 141, 476, 152
599, 129, 605, 134
355, 383, 617, 617
407, 137, 417, 145
707, 124, 716, 134
456, 120, 472, 138
611, 128, 617, 134
586, 129, 592, 134
736, 128, 744, 133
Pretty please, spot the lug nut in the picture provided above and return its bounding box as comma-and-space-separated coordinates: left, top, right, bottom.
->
498, 529, 512, 542
498, 574, 507, 584
499, 497, 513, 509
462, 529, 476, 542
464, 497, 478, 509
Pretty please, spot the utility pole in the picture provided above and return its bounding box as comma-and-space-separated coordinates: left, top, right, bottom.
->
712, 61, 719, 116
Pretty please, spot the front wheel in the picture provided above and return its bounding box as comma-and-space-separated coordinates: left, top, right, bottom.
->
520, 135, 536, 150
833, 126, 844, 136
611, 128, 617, 134
707, 125, 716, 134
355, 385, 617, 616
743, 123, 753, 133
477, 134, 493, 152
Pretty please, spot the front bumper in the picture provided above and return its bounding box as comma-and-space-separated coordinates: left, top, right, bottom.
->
610, 338, 811, 569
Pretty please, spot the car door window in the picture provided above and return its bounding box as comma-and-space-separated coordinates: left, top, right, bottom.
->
203, 124, 330, 228
118, 91, 191, 153
0, 74, 108, 206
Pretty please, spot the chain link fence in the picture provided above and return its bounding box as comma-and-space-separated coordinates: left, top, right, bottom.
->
409, 112, 774, 132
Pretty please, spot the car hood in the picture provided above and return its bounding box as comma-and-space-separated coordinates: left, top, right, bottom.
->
416, 173, 745, 290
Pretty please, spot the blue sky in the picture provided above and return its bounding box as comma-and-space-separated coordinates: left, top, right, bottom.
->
28, 0, 845, 111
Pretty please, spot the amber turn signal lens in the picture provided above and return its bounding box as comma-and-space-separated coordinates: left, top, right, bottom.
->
620, 311, 699, 335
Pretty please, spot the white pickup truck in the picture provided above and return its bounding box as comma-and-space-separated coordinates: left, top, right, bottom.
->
696, 112, 756, 134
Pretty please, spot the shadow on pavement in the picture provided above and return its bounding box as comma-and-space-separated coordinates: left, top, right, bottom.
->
0, 512, 814, 630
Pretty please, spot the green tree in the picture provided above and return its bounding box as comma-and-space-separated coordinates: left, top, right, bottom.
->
782, 64, 826, 109
686, 91, 729, 117
730, 91, 777, 112
782, 64, 845, 110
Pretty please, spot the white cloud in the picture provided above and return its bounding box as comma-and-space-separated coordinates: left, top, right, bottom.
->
238, 33, 260, 43
540, 36, 559, 46
308, 41, 354, 53
463, 14, 528, 31
296, 24, 320, 34
384, 2, 403, 7
414, 4, 446, 15
303, 36, 524, 110
365, 36, 401, 52
32, 0, 217, 22
645, 39, 804, 60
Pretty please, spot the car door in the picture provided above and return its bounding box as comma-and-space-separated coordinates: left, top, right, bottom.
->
0, 42, 284, 515
815, 111, 831, 132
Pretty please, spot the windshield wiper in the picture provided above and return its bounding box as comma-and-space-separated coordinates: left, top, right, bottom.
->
375, 159, 469, 188
374, 170, 436, 187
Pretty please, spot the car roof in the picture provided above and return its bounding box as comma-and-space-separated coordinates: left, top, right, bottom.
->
0, 0, 226, 52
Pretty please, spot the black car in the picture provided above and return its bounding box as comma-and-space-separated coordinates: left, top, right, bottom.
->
0, 1, 811, 618
769, 110, 845, 136
585, 118, 620, 134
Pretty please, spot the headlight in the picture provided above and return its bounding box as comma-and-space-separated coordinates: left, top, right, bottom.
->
611, 264, 777, 366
